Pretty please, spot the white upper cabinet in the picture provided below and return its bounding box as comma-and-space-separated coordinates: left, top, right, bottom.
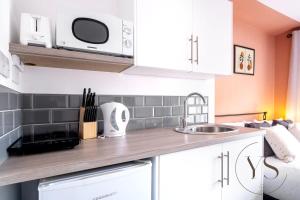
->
192, 0, 233, 75
124, 0, 233, 78
134, 0, 193, 72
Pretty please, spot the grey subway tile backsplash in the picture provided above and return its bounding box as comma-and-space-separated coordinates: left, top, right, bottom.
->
4, 112, 14, 133
69, 123, 79, 133
9, 93, 18, 110
23, 110, 50, 125
134, 107, 153, 118
20, 93, 208, 136
14, 110, 22, 128
172, 106, 184, 116
0, 87, 209, 165
22, 94, 33, 109
163, 96, 179, 106
0, 113, 3, 136
0, 93, 9, 110
202, 105, 208, 113
163, 117, 180, 128
69, 95, 82, 108
33, 124, 68, 135
52, 109, 79, 123
123, 96, 144, 107
154, 107, 171, 117
195, 114, 208, 124
180, 96, 186, 105
97, 121, 104, 134
17, 93, 22, 109
127, 119, 145, 131
0, 83, 210, 166
145, 118, 163, 129
0, 127, 21, 164
0, 85, 23, 165
22, 125, 33, 137
97, 108, 103, 120
33, 94, 67, 108
98, 95, 122, 104
204, 97, 209, 105
128, 107, 134, 119
0, 134, 10, 164
9, 128, 19, 145
145, 96, 162, 106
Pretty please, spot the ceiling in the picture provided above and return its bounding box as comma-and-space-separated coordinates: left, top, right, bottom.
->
234, 0, 300, 35
258, 0, 300, 22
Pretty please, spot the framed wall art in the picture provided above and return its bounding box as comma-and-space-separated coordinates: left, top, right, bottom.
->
234, 45, 255, 75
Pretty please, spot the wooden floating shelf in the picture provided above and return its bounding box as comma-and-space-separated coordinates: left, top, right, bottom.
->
9, 43, 134, 72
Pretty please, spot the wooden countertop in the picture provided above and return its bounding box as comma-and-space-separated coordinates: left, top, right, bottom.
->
0, 127, 264, 186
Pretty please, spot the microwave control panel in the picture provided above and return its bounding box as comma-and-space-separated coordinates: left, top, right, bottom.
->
122, 20, 134, 56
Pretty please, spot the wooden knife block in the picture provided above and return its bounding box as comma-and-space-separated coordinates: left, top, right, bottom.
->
79, 107, 97, 139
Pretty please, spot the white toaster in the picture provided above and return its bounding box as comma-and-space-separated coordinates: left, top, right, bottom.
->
20, 13, 52, 48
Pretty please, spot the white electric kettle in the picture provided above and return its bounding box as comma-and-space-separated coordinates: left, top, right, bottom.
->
100, 102, 130, 137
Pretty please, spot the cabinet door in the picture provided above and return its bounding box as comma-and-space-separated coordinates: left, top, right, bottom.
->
222, 136, 263, 200
192, 0, 233, 75
135, 0, 193, 72
158, 144, 222, 200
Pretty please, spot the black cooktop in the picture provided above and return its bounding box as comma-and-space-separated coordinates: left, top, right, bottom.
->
7, 131, 80, 155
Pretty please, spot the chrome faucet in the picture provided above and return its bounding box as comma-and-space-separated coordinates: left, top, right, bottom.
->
182, 92, 206, 128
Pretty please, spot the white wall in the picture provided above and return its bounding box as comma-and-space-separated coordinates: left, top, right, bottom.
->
0, 0, 21, 92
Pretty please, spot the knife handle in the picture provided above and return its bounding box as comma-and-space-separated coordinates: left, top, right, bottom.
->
82, 88, 86, 107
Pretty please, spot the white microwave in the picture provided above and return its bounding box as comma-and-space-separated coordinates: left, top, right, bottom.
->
56, 14, 133, 57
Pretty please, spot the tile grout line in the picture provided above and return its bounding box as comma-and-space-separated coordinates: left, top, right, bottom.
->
0, 126, 22, 140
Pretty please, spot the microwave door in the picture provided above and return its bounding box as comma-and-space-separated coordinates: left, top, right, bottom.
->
73, 17, 123, 55
56, 14, 123, 55
72, 18, 109, 46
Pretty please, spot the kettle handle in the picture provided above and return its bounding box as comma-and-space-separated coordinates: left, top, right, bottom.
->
116, 104, 130, 127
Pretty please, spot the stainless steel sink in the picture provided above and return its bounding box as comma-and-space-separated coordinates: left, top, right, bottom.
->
174, 124, 238, 135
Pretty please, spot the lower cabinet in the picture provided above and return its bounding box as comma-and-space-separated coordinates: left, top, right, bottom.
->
157, 135, 263, 200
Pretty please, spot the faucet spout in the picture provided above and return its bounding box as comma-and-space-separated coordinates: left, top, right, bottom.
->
182, 92, 206, 128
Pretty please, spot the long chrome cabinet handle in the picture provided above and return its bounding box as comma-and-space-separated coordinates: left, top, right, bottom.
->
218, 152, 224, 188
194, 36, 199, 64
224, 151, 230, 185
189, 35, 193, 64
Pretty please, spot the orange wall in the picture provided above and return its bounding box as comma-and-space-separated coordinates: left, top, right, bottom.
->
215, 19, 276, 123
274, 33, 292, 119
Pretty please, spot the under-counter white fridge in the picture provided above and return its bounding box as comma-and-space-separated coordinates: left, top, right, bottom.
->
38, 161, 152, 200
